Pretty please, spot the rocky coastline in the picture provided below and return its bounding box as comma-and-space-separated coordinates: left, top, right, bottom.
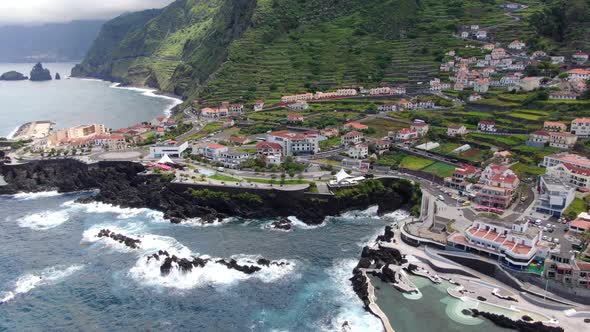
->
465, 309, 564, 332
0, 159, 417, 225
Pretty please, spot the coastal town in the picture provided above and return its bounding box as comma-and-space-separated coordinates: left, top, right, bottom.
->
2, 1, 590, 331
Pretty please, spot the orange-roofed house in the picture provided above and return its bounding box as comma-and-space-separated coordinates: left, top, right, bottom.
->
567, 68, 590, 80
570, 213, 590, 233
343, 122, 368, 131
543, 121, 567, 132
203, 143, 228, 160
448, 218, 542, 270
444, 164, 481, 191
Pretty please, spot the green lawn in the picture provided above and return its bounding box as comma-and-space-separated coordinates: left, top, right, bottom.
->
320, 137, 341, 149
186, 122, 223, 140
564, 198, 588, 219
400, 155, 435, 170
209, 174, 241, 182
510, 162, 546, 178
421, 162, 455, 178
432, 143, 461, 155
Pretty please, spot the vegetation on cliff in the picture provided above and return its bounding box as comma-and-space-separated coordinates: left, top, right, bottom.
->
0, 71, 27, 81
74, 0, 528, 103
528, 0, 590, 49
29, 63, 52, 81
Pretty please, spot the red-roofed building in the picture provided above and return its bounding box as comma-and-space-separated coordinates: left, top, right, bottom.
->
341, 131, 363, 146
202, 143, 228, 160
343, 122, 368, 131
445, 164, 481, 191
374, 140, 391, 155
547, 162, 590, 190
267, 131, 320, 156
395, 128, 419, 143
448, 218, 542, 270
253, 100, 265, 112
478, 120, 496, 132
544, 244, 590, 290
474, 164, 519, 208
543, 121, 567, 132
410, 122, 429, 137
228, 137, 250, 145
447, 125, 467, 137
567, 68, 590, 80
93, 134, 128, 150
549, 132, 577, 149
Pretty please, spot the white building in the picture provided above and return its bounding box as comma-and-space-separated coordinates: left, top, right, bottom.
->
267, 131, 320, 156
149, 141, 189, 159
347, 144, 368, 159
571, 118, 590, 138
535, 175, 576, 217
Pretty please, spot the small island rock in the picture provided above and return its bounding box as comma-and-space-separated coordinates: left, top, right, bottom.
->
0, 71, 27, 81
29, 63, 52, 81
55, 73, 61, 80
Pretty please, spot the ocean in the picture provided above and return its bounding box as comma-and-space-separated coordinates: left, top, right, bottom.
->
0, 64, 508, 331
0, 191, 511, 332
0, 63, 181, 138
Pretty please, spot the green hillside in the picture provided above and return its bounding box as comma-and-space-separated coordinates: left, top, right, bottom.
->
73, 0, 587, 105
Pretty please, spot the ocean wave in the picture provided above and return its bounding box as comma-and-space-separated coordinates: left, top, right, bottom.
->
179, 217, 234, 228
381, 209, 410, 221
81, 224, 191, 257
5, 125, 19, 140
129, 254, 297, 290
0, 265, 83, 304
64, 201, 149, 219
339, 205, 380, 219
17, 210, 70, 230
287, 216, 326, 230
319, 259, 384, 332
12, 191, 62, 200
109, 83, 182, 116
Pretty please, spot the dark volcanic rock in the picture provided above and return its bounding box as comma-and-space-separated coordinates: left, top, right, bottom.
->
0, 160, 415, 226
29, 63, 52, 81
97, 229, 141, 249
269, 218, 292, 231
376, 225, 394, 242
0, 71, 27, 81
55, 73, 61, 80
470, 309, 564, 332
350, 269, 370, 309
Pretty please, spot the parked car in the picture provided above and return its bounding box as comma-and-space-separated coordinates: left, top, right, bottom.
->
438, 195, 445, 201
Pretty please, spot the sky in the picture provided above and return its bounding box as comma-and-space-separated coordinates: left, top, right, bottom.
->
0, 0, 175, 25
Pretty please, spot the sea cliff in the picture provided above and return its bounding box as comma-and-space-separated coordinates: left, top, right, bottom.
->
0, 160, 417, 225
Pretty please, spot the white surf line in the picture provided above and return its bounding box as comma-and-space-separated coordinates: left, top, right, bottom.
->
109, 83, 182, 116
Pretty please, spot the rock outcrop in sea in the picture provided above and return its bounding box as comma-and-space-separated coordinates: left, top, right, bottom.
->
0, 160, 417, 225
55, 73, 61, 80
96, 229, 141, 249
0, 71, 27, 81
29, 63, 52, 81
146, 250, 289, 276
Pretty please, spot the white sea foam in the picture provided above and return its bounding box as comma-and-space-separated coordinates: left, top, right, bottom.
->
287, 216, 326, 230
319, 259, 385, 332
129, 253, 297, 290
381, 209, 410, 221
340, 205, 380, 219
65, 201, 147, 219
0, 265, 83, 304
12, 191, 62, 200
180, 217, 233, 228
5, 126, 19, 140
110, 83, 182, 116
17, 210, 70, 230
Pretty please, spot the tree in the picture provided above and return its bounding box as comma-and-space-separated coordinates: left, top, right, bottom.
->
577, 230, 590, 247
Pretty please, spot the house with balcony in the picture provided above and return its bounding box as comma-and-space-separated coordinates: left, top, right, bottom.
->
569, 213, 590, 233
535, 175, 575, 217
448, 218, 542, 270
410, 122, 429, 137
567, 68, 590, 80
373, 140, 391, 155
478, 120, 497, 132
219, 149, 251, 169
444, 164, 481, 192
544, 251, 590, 291
253, 100, 265, 111
378, 103, 398, 112
395, 128, 419, 143
474, 164, 520, 209
347, 143, 369, 159
267, 131, 320, 156
447, 125, 467, 137
341, 130, 363, 146
287, 113, 304, 123
571, 118, 590, 138
543, 121, 567, 132
549, 132, 577, 149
